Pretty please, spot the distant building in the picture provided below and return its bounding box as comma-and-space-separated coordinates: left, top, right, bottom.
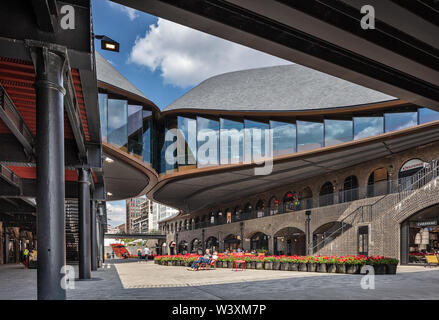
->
116, 224, 126, 234
126, 197, 146, 233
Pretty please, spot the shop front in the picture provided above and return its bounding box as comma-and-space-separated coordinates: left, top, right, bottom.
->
401, 204, 439, 264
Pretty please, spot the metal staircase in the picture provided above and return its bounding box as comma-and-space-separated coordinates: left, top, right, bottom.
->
312, 158, 439, 254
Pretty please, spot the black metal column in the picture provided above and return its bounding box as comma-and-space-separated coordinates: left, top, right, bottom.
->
400, 220, 409, 265
90, 200, 97, 271
101, 202, 106, 263
34, 48, 66, 300
96, 204, 102, 267
305, 210, 312, 256
78, 168, 91, 279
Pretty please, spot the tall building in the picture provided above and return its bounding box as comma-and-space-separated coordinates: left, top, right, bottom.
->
126, 197, 146, 233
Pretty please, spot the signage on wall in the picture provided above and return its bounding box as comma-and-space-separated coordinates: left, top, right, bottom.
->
416, 220, 437, 227
400, 159, 425, 172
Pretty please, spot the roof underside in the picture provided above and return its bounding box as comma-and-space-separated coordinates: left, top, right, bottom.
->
165, 64, 396, 112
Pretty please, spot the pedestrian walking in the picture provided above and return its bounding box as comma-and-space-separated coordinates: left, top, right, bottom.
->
144, 247, 150, 262
137, 248, 142, 263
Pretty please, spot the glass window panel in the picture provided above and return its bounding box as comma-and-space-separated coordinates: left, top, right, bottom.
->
197, 117, 219, 168
384, 112, 417, 132
244, 119, 269, 162
142, 110, 152, 164
419, 108, 439, 124
220, 118, 244, 164
324, 119, 353, 146
98, 93, 107, 141
107, 99, 127, 150
177, 117, 197, 170
297, 121, 323, 152
270, 121, 296, 156
127, 105, 143, 158
160, 117, 177, 174
354, 117, 384, 140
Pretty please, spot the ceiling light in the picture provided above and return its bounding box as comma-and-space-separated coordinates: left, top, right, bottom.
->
105, 157, 114, 163
107, 192, 113, 196
95, 35, 120, 52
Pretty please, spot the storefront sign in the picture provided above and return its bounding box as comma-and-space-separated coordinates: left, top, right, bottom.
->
416, 220, 437, 227
400, 159, 425, 172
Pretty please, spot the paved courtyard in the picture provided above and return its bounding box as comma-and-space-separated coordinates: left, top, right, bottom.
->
0, 260, 438, 300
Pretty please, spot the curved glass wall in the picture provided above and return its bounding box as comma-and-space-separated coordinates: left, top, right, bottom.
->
97, 94, 438, 175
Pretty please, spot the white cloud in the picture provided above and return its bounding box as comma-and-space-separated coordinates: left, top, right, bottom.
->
129, 18, 291, 88
108, 1, 139, 21
106, 201, 126, 227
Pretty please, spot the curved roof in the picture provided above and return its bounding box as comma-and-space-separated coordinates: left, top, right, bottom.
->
95, 51, 148, 100
165, 64, 396, 112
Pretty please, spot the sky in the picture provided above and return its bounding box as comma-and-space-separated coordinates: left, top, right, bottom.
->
92, 0, 290, 227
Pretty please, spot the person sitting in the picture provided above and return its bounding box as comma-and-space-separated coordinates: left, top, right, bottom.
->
187, 249, 211, 271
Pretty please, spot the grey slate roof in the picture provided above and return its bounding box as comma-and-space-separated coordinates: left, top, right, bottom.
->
95, 51, 148, 100
165, 64, 396, 112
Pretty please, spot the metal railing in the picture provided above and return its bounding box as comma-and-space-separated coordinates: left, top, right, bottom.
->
312, 159, 439, 253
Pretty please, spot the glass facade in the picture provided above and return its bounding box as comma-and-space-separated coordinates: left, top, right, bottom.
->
297, 121, 323, 152
384, 112, 417, 133
98, 94, 438, 175
324, 119, 353, 146
354, 117, 384, 140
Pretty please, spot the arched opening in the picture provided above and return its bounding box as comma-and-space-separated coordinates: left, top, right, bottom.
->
367, 167, 389, 197
300, 187, 313, 210
191, 238, 202, 254
205, 236, 219, 252
319, 182, 334, 206
342, 175, 359, 202
233, 206, 242, 222
250, 232, 268, 252
178, 240, 189, 254
268, 196, 279, 215
194, 216, 200, 229
273, 227, 306, 256
399, 158, 426, 190
256, 199, 265, 218
224, 234, 241, 252
225, 208, 232, 224
312, 222, 343, 253
169, 241, 176, 255
209, 212, 216, 225
217, 210, 224, 225
243, 202, 252, 219
401, 204, 439, 265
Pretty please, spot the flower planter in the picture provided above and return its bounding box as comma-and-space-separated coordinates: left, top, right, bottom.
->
246, 261, 253, 269
273, 261, 281, 270
345, 264, 359, 274
336, 264, 346, 273
386, 264, 398, 275
307, 263, 317, 272
326, 264, 337, 273
256, 261, 264, 270
167, 261, 173, 266
217, 261, 224, 268
317, 263, 327, 273
298, 263, 307, 272
280, 262, 290, 271
373, 264, 387, 275
289, 263, 299, 271
264, 262, 273, 270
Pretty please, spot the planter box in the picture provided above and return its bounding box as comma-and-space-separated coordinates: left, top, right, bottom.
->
373, 264, 387, 275
336, 264, 346, 273
307, 263, 317, 272
280, 262, 290, 271
256, 262, 264, 270
167, 261, 173, 266
264, 262, 273, 270
386, 264, 398, 275
346, 264, 360, 274
247, 261, 255, 269
317, 263, 327, 273
273, 261, 281, 270
298, 263, 307, 272
327, 264, 337, 273
217, 261, 224, 268
290, 263, 299, 271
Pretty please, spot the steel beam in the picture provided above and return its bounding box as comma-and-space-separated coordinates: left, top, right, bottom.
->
0, 84, 35, 159
90, 200, 97, 271
33, 46, 66, 300
78, 168, 91, 279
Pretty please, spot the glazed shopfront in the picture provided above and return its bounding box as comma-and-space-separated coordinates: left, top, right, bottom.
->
401, 204, 439, 264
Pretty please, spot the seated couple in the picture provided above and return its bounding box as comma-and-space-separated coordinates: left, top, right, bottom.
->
187, 249, 218, 271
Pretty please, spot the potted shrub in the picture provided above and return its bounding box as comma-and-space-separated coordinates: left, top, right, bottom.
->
316, 256, 327, 273
289, 257, 300, 271
345, 256, 363, 274
386, 258, 399, 275
306, 256, 317, 272
280, 257, 290, 271
326, 257, 337, 273
298, 257, 307, 272
369, 256, 387, 275
335, 257, 346, 273
264, 257, 274, 270
227, 256, 234, 268
255, 257, 264, 270
273, 257, 282, 270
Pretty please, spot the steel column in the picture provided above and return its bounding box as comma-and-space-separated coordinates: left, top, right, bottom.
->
34, 48, 66, 300
90, 200, 97, 271
101, 202, 106, 263
305, 210, 312, 256
78, 168, 91, 279
400, 220, 410, 265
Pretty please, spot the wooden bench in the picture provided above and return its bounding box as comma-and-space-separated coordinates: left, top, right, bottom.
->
199, 259, 217, 270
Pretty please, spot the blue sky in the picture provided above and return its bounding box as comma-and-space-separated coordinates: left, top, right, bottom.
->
93, 0, 289, 226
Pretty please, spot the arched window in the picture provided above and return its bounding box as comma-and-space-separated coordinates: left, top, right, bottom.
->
234, 206, 241, 222
283, 191, 297, 212
209, 212, 215, 225
368, 167, 389, 197
205, 236, 219, 251
268, 196, 279, 215
399, 158, 426, 190
250, 232, 268, 252
319, 182, 334, 206
342, 175, 359, 202
256, 200, 265, 218
300, 187, 313, 210
244, 202, 252, 219
225, 208, 232, 224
